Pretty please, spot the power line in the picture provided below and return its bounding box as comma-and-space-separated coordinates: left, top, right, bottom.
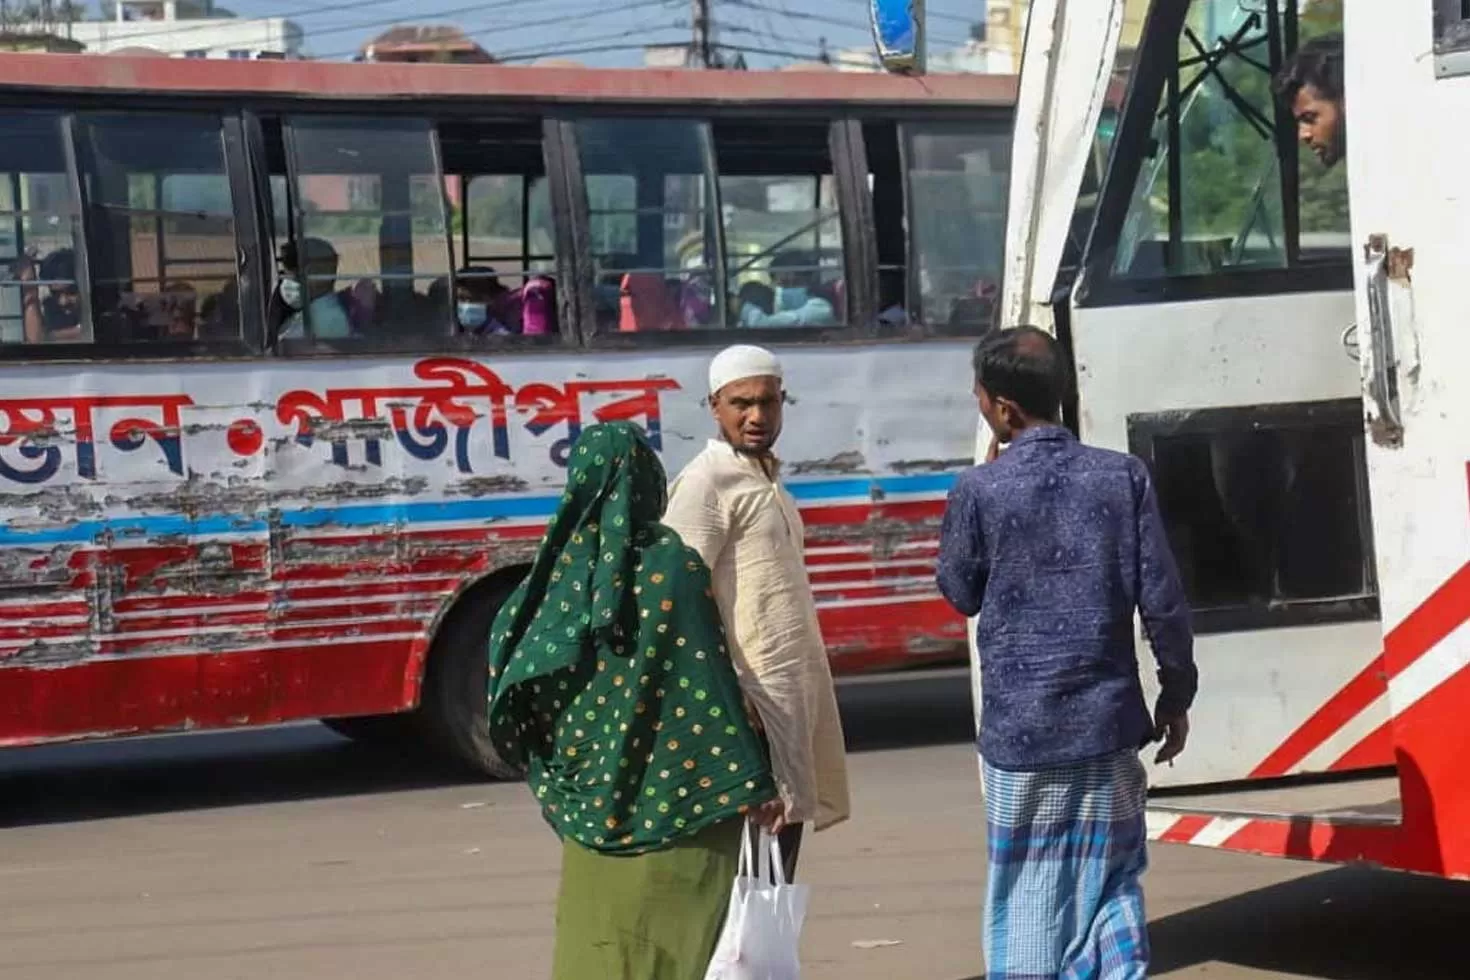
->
311, 0, 680, 59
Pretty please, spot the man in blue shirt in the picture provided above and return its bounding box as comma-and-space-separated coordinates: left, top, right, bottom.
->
937, 326, 1196, 980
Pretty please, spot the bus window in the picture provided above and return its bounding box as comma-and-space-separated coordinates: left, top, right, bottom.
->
0, 112, 81, 346
275, 116, 452, 345
1129, 401, 1376, 632
439, 119, 558, 338
863, 121, 910, 333
77, 113, 238, 344
572, 118, 720, 333
903, 122, 1009, 334
1110, 2, 1350, 279
714, 121, 843, 329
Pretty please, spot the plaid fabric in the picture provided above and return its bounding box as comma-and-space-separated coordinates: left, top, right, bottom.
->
981, 749, 1149, 980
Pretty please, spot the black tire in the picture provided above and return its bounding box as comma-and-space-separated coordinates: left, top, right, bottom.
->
320, 714, 419, 745
417, 575, 524, 780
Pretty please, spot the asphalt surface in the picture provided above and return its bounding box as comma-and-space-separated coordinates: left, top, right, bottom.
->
0, 667, 1465, 979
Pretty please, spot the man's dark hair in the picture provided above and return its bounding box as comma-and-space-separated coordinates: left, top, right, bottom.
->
39, 247, 75, 285
971, 326, 1070, 421
1273, 33, 1343, 104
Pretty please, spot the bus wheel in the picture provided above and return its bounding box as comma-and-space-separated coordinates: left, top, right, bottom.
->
418, 574, 524, 780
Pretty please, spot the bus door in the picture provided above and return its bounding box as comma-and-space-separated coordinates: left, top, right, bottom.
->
1336, 1, 1470, 874
1068, 0, 1382, 787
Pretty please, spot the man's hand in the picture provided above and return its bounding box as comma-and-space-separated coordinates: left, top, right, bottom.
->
752, 797, 787, 834
1153, 713, 1190, 765
743, 694, 765, 736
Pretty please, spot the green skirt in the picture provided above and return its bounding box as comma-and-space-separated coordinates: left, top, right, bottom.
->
552, 819, 742, 980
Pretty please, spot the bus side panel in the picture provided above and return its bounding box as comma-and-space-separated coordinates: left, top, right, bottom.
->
0, 344, 976, 745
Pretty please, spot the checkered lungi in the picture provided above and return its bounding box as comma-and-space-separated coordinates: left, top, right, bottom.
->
981, 748, 1150, 980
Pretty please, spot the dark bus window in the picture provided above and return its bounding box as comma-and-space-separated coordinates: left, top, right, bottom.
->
1109, 1, 1349, 280
863, 121, 910, 333
78, 113, 238, 344
0, 112, 82, 345
439, 118, 558, 339
1435, 0, 1470, 77
276, 116, 452, 345
573, 118, 720, 334
903, 122, 1008, 335
714, 121, 844, 330
1129, 400, 1377, 633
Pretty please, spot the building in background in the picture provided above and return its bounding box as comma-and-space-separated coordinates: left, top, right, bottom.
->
358, 26, 493, 64
66, 0, 302, 59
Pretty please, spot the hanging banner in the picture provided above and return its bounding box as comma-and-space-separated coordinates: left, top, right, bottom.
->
870, 0, 924, 74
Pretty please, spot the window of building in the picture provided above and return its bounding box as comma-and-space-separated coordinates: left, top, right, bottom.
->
272, 116, 452, 346
76, 112, 239, 344
714, 121, 844, 330
903, 122, 1008, 334
227, 49, 252, 60
183, 49, 208, 59
0, 112, 83, 346
573, 118, 721, 334
1108, 0, 1349, 281
1128, 400, 1377, 633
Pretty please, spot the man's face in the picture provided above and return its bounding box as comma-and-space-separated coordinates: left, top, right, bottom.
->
1292, 84, 1344, 167
711, 375, 783, 455
975, 382, 1017, 444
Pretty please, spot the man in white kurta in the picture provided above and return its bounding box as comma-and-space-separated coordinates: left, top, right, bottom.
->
663, 345, 851, 875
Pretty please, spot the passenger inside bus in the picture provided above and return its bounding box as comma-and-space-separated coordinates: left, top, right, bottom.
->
455, 266, 520, 336
16, 247, 83, 343
736, 250, 836, 328
618, 271, 685, 332
274, 238, 353, 340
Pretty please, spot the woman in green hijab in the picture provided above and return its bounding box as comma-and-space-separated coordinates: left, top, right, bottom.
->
488, 422, 776, 979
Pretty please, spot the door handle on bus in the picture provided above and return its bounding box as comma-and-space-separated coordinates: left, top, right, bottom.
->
1340, 322, 1359, 361
1362, 235, 1404, 448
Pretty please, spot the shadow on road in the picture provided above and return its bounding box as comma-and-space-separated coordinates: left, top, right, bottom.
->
1148, 864, 1470, 978
0, 667, 975, 829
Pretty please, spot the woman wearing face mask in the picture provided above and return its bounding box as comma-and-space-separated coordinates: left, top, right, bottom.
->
455, 266, 520, 336
737, 250, 837, 328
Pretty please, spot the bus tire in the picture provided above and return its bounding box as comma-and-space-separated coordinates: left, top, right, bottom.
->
418, 574, 524, 780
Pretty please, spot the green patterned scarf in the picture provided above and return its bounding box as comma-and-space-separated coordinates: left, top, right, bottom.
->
488, 422, 774, 854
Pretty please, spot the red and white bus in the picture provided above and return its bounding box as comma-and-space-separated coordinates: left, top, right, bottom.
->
1000, 0, 1470, 878
0, 55, 1016, 774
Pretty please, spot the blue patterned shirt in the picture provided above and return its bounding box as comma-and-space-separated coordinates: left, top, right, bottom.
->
936, 426, 1197, 770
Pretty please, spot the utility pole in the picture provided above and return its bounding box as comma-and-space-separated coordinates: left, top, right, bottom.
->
692, 0, 714, 68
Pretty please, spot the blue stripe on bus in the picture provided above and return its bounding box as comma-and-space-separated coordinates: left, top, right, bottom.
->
0, 471, 960, 547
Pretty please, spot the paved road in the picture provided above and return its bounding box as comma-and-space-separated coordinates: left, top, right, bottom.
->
0, 668, 1465, 979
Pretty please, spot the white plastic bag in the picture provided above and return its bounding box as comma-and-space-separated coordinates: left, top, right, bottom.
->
703, 824, 810, 980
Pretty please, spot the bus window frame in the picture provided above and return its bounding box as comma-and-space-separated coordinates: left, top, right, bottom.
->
0, 109, 262, 362
1075, 0, 1353, 310
1126, 398, 1380, 635
563, 111, 870, 350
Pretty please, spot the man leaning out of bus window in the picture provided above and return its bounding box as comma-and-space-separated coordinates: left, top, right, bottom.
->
737, 250, 836, 328
275, 238, 352, 340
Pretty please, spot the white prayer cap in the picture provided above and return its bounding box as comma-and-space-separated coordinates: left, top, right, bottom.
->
709, 344, 782, 395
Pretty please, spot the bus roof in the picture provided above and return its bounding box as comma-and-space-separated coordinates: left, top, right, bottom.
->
0, 53, 1018, 108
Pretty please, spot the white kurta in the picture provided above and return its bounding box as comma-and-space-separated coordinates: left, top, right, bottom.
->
664, 439, 852, 831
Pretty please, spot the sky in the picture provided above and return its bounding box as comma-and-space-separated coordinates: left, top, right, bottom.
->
171, 0, 987, 65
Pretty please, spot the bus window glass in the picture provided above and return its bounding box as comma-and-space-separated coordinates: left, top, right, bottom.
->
282, 116, 452, 343
1132, 402, 1375, 632
862, 121, 910, 333
904, 122, 1008, 334
78, 113, 237, 343
714, 121, 844, 330
0, 112, 81, 346
437, 119, 559, 339
573, 118, 720, 333
1112, 0, 1349, 278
